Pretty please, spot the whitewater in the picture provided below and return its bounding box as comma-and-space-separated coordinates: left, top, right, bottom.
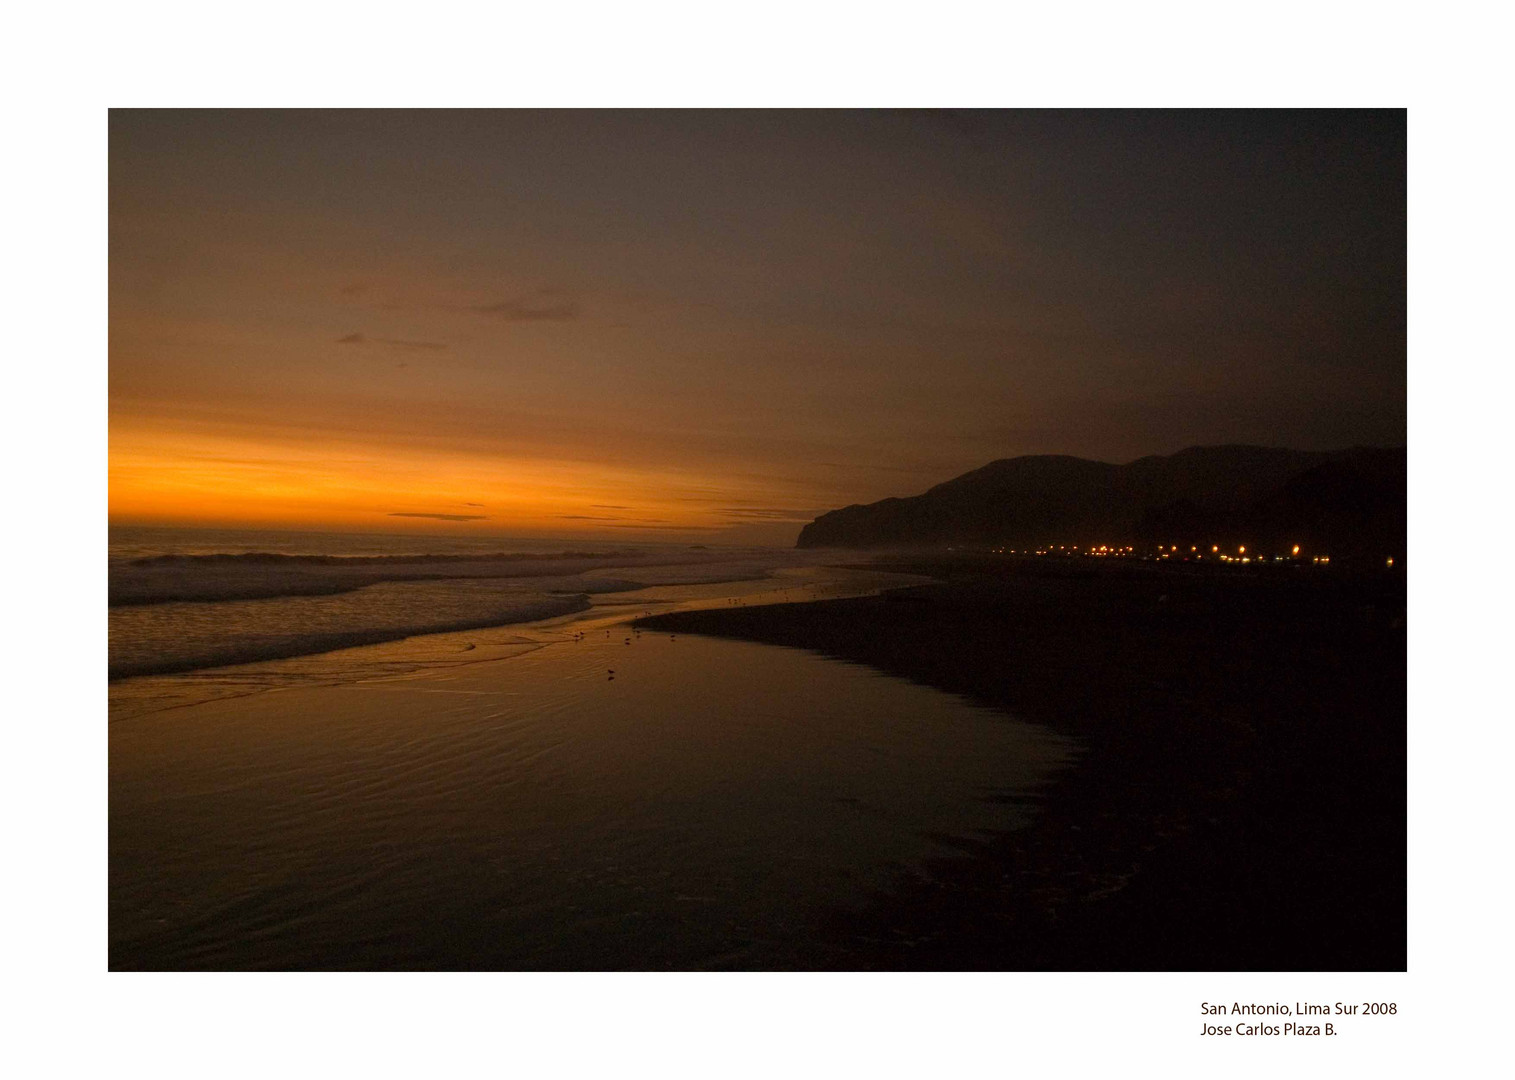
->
108, 526, 904, 719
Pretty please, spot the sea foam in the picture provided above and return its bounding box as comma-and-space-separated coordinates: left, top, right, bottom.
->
107, 530, 815, 680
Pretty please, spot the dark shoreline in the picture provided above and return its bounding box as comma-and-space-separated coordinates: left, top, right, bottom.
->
634, 556, 1406, 970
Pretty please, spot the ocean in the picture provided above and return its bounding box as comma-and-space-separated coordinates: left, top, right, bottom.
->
109, 526, 836, 708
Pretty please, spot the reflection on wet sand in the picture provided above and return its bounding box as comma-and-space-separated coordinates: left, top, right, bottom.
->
111, 566, 1072, 969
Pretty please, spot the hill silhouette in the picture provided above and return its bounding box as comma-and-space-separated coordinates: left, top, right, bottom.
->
797, 445, 1405, 562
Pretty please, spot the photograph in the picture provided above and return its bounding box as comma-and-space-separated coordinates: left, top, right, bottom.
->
15, 1, 1514, 1070
107, 108, 1406, 974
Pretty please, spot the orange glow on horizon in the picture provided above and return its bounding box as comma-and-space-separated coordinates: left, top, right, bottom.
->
108, 418, 808, 539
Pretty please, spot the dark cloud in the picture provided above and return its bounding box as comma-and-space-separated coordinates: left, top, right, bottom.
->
463, 502, 485, 507
349, 287, 578, 324
388, 512, 488, 522
336, 332, 447, 351
590, 504, 631, 510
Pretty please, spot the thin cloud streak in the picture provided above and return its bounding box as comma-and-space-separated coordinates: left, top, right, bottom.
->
388, 512, 488, 522
601, 523, 722, 531
561, 514, 673, 523
718, 507, 821, 521
335, 332, 448, 351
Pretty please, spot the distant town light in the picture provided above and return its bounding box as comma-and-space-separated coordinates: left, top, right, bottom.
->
1212, 546, 1218, 553
1387, 557, 1394, 567
1239, 546, 1246, 554
1292, 544, 1300, 556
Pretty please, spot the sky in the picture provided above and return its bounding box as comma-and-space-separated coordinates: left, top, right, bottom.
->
109, 110, 1405, 545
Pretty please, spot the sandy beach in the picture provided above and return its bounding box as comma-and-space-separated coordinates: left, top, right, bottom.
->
111, 552, 1405, 969
636, 555, 1407, 970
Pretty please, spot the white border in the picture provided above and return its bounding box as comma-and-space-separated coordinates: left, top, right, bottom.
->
7, 2, 1508, 1076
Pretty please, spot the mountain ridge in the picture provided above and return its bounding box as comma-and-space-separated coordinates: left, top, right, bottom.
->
796, 444, 1405, 561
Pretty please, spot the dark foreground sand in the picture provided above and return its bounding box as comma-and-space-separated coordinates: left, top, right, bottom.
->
635, 556, 1406, 970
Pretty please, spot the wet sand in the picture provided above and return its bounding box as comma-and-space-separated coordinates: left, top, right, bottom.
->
112, 563, 1079, 969
635, 555, 1407, 970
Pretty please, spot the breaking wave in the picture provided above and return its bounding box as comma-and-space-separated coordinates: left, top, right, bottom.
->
108, 590, 593, 681
113, 551, 734, 607
107, 529, 820, 681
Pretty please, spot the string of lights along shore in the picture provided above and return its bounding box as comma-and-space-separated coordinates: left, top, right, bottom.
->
983, 543, 1395, 567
